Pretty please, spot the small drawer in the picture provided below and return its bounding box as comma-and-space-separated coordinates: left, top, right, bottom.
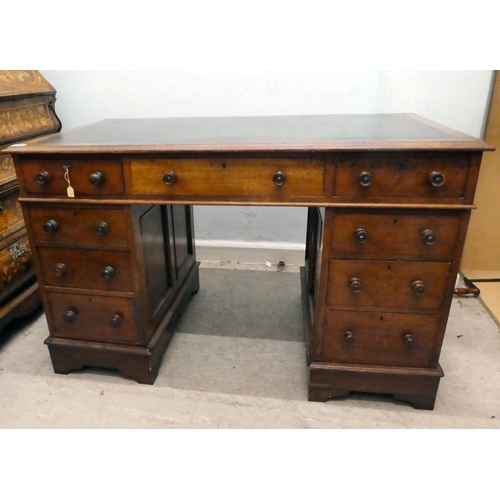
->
129, 158, 325, 198
326, 259, 451, 312
333, 154, 471, 201
329, 211, 461, 260
321, 310, 440, 368
38, 247, 134, 292
27, 206, 129, 247
47, 292, 141, 345
19, 157, 125, 196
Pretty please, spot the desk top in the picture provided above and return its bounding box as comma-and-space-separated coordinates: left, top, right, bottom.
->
3, 114, 492, 155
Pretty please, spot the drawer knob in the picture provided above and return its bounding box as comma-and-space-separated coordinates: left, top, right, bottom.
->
35, 171, 51, 185
358, 171, 372, 187
273, 171, 286, 186
62, 309, 77, 323
95, 222, 109, 236
110, 314, 122, 327
54, 263, 67, 276
163, 171, 177, 185
354, 228, 369, 244
343, 331, 355, 343
428, 171, 445, 187
412, 280, 427, 295
349, 277, 363, 293
101, 266, 115, 280
89, 171, 105, 186
421, 229, 436, 245
43, 219, 59, 233
403, 334, 416, 349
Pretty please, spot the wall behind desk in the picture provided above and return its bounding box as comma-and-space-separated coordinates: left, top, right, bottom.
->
40, 70, 493, 259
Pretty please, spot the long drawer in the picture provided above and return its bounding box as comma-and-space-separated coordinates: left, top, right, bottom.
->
326, 259, 452, 312
321, 310, 441, 368
129, 158, 326, 198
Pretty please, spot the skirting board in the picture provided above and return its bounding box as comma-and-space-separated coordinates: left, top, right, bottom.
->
195, 239, 306, 267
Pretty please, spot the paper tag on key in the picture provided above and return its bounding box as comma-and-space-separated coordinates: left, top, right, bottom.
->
63, 166, 75, 198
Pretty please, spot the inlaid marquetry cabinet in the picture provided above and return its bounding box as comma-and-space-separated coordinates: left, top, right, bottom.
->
0, 70, 61, 333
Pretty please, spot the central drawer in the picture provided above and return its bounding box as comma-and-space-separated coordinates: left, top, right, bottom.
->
38, 247, 134, 292
326, 259, 451, 311
129, 158, 326, 198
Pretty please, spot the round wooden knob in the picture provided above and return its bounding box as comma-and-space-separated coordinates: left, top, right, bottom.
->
110, 314, 122, 327
101, 266, 115, 280
412, 280, 427, 295
89, 171, 105, 186
43, 219, 58, 233
54, 263, 67, 276
35, 171, 50, 185
349, 277, 363, 293
421, 229, 436, 245
354, 228, 368, 244
358, 171, 372, 187
163, 171, 177, 185
273, 171, 286, 186
343, 331, 355, 343
428, 171, 445, 187
403, 334, 416, 349
62, 309, 77, 323
95, 222, 109, 236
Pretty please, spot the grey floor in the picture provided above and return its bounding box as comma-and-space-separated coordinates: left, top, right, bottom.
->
1, 264, 499, 428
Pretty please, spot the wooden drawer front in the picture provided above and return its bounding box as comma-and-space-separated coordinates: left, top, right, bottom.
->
38, 248, 133, 292
27, 206, 128, 247
330, 212, 461, 259
322, 310, 440, 368
47, 292, 141, 345
333, 154, 470, 200
129, 158, 325, 198
19, 158, 125, 196
326, 259, 451, 311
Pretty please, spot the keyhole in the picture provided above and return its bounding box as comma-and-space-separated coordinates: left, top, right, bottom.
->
222, 163, 226, 169
393, 219, 398, 224
387, 265, 391, 270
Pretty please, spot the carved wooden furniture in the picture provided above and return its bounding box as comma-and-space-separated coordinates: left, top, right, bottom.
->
0, 70, 61, 333
4, 114, 492, 409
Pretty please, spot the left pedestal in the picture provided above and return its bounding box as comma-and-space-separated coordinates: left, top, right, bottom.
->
21, 199, 198, 384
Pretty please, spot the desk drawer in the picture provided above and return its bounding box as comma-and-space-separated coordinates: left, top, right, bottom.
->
321, 310, 440, 368
129, 158, 325, 198
47, 292, 141, 345
333, 154, 471, 201
329, 211, 461, 259
38, 247, 134, 292
18, 157, 125, 196
326, 259, 451, 312
27, 206, 129, 248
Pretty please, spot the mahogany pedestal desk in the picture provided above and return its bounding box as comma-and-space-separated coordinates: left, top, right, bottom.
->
4, 114, 492, 410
